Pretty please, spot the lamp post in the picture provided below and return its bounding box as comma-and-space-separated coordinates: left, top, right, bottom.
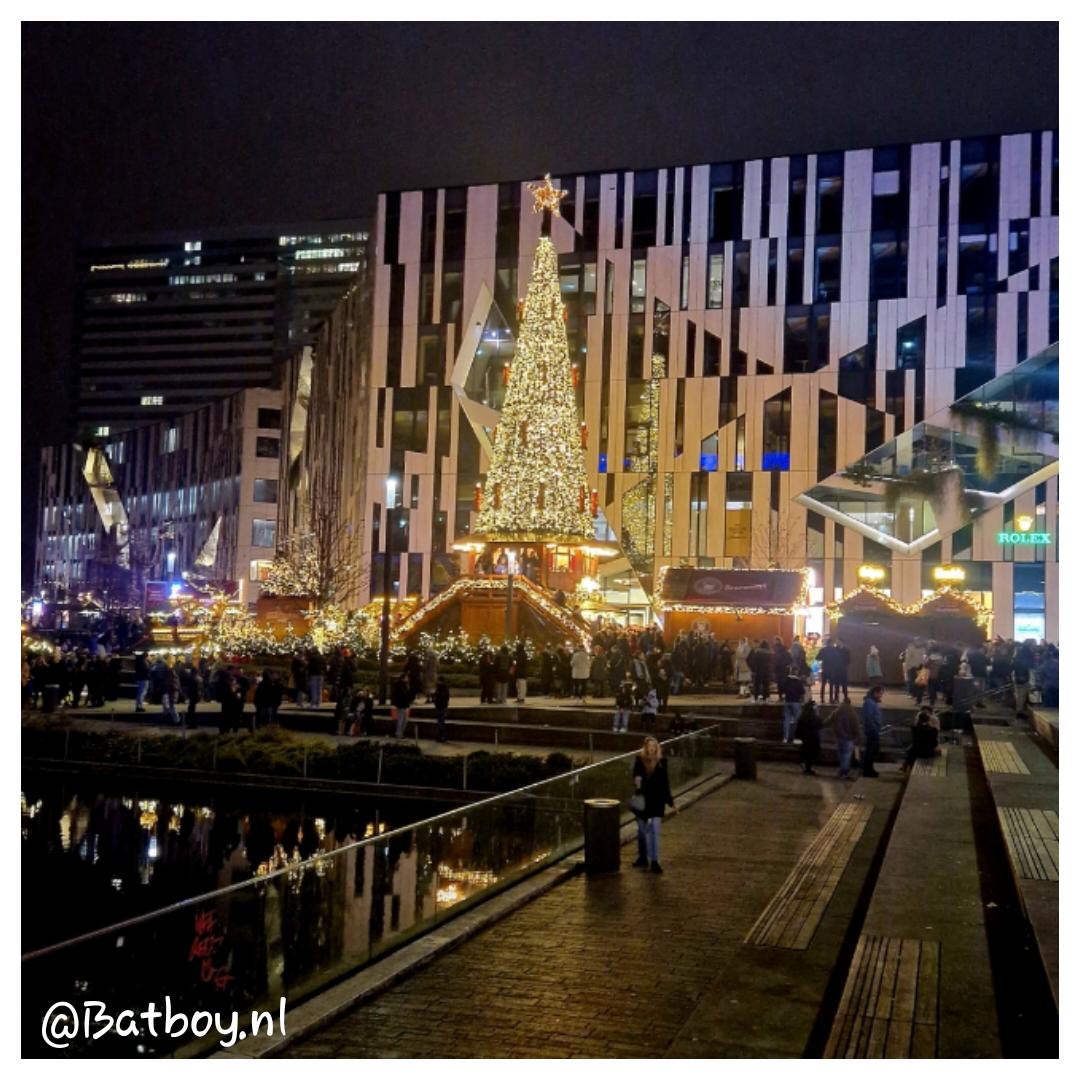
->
378, 476, 396, 705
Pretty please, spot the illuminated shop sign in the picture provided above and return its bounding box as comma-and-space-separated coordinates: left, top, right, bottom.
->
997, 532, 1052, 545
933, 565, 966, 583
857, 564, 887, 583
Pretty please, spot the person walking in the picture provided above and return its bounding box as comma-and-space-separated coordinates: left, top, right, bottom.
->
866, 644, 883, 684
631, 735, 677, 873
780, 665, 805, 743
392, 671, 414, 738
831, 695, 861, 779
861, 684, 884, 777
570, 644, 592, 701
433, 677, 451, 742
795, 698, 823, 775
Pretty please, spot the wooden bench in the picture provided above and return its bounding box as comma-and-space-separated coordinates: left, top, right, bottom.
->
825, 935, 940, 1058
998, 807, 1058, 882
745, 800, 872, 949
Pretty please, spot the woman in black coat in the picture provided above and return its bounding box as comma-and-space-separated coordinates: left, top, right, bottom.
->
795, 699, 823, 775
631, 736, 677, 873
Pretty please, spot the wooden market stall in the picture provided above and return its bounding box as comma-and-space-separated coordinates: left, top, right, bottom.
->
656, 567, 810, 644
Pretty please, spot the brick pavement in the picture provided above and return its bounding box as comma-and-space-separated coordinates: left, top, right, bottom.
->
283, 764, 904, 1058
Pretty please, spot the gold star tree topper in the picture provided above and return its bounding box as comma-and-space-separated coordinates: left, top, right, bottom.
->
528, 174, 568, 217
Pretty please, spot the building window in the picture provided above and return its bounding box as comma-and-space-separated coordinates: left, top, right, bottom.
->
818, 390, 837, 481
814, 237, 841, 302
731, 242, 751, 307
253, 478, 278, 503
707, 252, 724, 308
762, 388, 791, 471
255, 436, 280, 459
251, 519, 277, 549
94, 426, 109, 437
784, 305, 830, 373
257, 408, 282, 430
630, 259, 646, 313
870, 230, 907, 300
816, 152, 844, 234
161, 427, 178, 453
140, 395, 163, 406
249, 559, 273, 582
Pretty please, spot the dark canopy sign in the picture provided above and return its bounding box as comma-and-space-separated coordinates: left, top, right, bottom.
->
660, 568, 805, 609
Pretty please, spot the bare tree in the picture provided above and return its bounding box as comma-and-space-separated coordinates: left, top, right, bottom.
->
748, 507, 807, 570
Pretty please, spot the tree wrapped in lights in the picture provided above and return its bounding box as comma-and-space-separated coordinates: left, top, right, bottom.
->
262, 496, 366, 608
474, 181, 593, 543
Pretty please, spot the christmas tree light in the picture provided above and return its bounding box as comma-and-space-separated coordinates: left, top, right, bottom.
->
474, 198, 593, 543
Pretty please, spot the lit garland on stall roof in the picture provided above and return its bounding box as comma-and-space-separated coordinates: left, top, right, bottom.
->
827, 584, 993, 632
653, 565, 813, 615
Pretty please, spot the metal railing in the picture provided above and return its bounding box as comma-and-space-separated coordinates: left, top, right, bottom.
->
22, 725, 726, 1057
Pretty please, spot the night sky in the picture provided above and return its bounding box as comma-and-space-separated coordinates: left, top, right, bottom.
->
21, 22, 1058, 585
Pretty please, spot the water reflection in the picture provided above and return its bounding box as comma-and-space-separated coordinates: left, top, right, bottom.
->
21, 777, 437, 953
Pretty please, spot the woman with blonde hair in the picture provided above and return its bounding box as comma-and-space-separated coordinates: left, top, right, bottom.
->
631, 735, 676, 873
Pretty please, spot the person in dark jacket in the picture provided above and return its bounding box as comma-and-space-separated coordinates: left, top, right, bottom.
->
290, 654, 308, 706
184, 663, 203, 728
161, 661, 181, 726
832, 639, 851, 701
861, 684, 884, 777
307, 649, 326, 708
795, 699, 823, 775
218, 673, 245, 734
780, 666, 805, 743
749, 641, 772, 702
831, 696, 861, 779
631, 735, 676, 873
392, 672, 414, 738
105, 654, 122, 702
772, 637, 793, 689
494, 646, 511, 705
253, 670, 282, 731
1038, 648, 1058, 708
433, 677, 451, 741
513, 642, 530, 703
903, 707, 940, 771
817, 639, 836, 703
1011, 643, 1035, 719
540, 645, 555, 697
478, 649, 495, 704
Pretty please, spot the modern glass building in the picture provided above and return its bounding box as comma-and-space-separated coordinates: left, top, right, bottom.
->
73, 223, 369, 434
362, 130, 1058, 640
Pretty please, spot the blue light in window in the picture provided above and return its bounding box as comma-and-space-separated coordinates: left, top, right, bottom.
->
700, 453, 718, 472
597, 453, 607, 474
762, 452, 790, 471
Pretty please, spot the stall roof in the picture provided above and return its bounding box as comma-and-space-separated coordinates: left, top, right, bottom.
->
658, 568, 807, 611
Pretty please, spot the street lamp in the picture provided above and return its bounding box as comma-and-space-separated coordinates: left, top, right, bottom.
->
378, 476, 396, 705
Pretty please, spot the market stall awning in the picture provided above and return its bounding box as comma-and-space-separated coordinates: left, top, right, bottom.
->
657, 568, 808, 612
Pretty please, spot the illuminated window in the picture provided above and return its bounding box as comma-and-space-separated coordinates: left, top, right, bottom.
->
94, 426, 109, 437
183, 241, 202, 252
140, 395, 163, 406
249, 559, 273, 582
251, 519, 276, 549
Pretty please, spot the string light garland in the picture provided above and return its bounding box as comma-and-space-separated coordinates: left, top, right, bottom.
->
654, 565, 813, 616
527, 174, 568, 216
473, 235, 593, 544
827, 584, 993, 633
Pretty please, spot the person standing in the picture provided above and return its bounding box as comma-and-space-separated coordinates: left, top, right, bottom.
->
392, 672, 414, 738
631, 735, 677, 873
478, 648, 495, 704
184, 662, 203, 729
795, 699, 823, 775
831, 695, 861, 779
749, 640, 772, 702
422, 647, 439, 704
780, 665, 805, 743
833, 638, 851, 701
1011, 643, 1034, 720
161, 659, 181, 726
861, 684, 884, 778
540, 644, 555, 697
613, 679, 634, 733
513, 641, 529, 704
817, 638, 836, 704
494, 646, 511, 705
734, 637, 752, 698
253, 670, 279, 731
902, 639, 926, 699
291, 653, 308, 706
307, 649, 326, 708
218, 673, 244, 734
433, 677, 450, 742
866, 644, 883, 684
570, 643, 592, 701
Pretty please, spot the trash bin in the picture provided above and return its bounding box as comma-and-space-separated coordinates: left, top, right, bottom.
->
734, 736, 757, 780
41, 684, 60, 714
583, 798, 621, 874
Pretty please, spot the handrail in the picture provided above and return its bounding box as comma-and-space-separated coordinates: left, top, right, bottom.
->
22, 723, 722, 962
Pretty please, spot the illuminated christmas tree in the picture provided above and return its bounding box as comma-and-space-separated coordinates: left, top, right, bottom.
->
474, 176, 594, 543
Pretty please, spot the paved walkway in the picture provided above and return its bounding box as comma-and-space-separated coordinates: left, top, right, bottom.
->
283, 765, 904, 1058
